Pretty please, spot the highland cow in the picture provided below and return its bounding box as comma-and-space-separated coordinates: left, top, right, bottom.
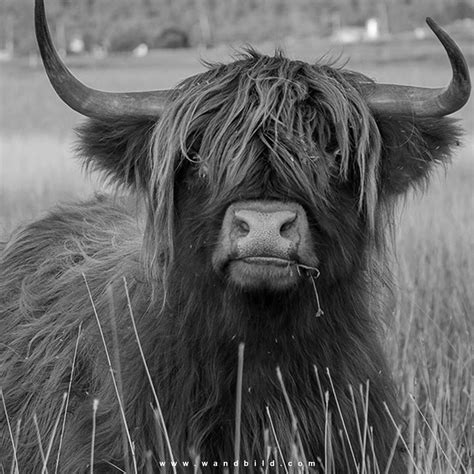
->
0, 1, 471, 472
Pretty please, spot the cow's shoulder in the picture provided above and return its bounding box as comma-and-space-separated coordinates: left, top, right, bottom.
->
0, 193, 148, 329
2, 193, 143, 265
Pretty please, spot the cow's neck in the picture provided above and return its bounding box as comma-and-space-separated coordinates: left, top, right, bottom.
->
151, 272, 395, 460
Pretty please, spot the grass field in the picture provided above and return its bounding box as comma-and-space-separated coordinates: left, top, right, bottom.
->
1, 39, 473, 472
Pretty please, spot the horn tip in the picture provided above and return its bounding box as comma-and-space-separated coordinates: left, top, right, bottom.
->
425, 17, 440, 33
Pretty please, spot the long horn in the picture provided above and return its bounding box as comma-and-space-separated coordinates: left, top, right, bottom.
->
361, 18, 471, 117
35, 0, 170, 119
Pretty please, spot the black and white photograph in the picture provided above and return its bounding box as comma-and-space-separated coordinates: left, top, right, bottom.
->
0, 0, 472, 472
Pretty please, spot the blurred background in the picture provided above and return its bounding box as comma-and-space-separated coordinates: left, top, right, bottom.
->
1, 0, 474, 54
0, 2, 473, 471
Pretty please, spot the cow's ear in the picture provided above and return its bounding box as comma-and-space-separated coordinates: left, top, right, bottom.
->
76, 118, 156, 189
376, 115, 463, 197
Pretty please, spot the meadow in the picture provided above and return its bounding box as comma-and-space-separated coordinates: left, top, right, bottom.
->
1, 36, 473, 472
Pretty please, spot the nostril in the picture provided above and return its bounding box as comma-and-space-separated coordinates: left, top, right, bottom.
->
279, 214, 297, 235
234, 217, 250, 235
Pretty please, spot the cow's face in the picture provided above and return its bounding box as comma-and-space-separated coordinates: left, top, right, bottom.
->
158, 55, 382, 293
175, 154, 322, 293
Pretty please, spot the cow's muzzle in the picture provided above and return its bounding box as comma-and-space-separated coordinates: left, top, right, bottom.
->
212, 200, 318, 291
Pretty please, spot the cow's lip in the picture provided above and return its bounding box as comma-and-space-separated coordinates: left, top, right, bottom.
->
237, 256, 296, 267
226, 257, 300, 291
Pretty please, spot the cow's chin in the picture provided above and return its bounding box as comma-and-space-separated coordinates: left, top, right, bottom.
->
227, 257, 301, 292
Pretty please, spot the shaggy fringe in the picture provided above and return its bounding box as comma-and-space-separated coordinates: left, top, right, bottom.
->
145, 49, 382, 285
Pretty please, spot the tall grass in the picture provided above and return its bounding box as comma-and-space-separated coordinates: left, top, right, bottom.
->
389, 148, 473, 473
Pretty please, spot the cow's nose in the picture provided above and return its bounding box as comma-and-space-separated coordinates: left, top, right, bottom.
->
225, 201, 306, 260
212, 200, 317, 290
232, 209, 298, 244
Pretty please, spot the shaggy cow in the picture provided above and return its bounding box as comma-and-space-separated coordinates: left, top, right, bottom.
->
0, 1, 470, 472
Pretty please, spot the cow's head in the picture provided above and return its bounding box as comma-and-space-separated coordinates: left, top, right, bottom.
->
35, 0, 470, 295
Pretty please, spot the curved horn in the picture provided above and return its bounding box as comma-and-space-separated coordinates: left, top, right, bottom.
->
362, 18, 471, 117
35, 0, 170, 119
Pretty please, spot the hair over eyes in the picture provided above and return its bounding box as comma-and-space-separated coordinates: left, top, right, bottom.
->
145, 49, 382, 283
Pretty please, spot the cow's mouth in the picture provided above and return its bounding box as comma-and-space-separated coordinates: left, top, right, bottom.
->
239, 256, 294, 266
226, 256, 302, 291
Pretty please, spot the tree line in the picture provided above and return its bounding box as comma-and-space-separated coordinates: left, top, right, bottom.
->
1, 0, 473, 55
